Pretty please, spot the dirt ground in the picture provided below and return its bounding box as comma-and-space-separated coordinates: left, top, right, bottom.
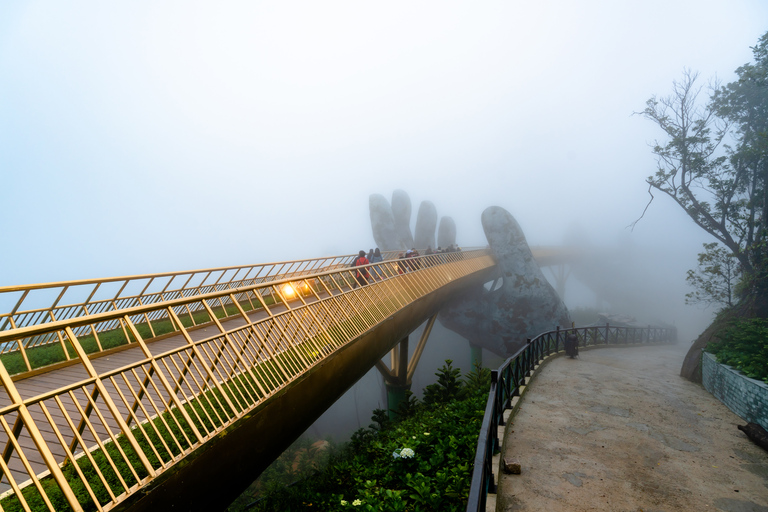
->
496, 343, 768, 512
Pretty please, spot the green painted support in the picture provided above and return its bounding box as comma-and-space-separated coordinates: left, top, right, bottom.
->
470, 344, 482, 368
386, 384, 411, 420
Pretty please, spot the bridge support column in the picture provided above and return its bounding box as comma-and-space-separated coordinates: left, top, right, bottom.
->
376, 336, 410, 420
375, 315, 438, 420
470, 344, 482, 368
386, 384, 411, 419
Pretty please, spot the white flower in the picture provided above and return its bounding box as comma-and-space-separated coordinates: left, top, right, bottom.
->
400, 447, 415, 458
341, 500, 348, 506
392, 450, 401, 459
353, 499, 362, 506
424, 432, 430, 436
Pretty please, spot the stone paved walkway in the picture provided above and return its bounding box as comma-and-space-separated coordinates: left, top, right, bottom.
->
497, 343, 768, 512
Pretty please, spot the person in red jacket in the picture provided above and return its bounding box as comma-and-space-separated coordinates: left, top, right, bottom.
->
353, 250, 370, 288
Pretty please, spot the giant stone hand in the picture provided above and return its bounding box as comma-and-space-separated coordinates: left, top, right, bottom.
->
370, 190, 456, 251
369, 190, 571, 358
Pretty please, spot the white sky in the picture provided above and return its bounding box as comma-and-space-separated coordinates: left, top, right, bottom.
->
1, 1, 766, 335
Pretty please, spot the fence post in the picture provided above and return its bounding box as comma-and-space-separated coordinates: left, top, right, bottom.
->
605, 323, 610, 344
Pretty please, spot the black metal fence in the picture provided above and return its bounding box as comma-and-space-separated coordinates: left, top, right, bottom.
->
465, 323, 677, 512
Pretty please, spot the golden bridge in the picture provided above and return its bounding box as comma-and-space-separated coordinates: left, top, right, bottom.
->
0, 248, 525, 511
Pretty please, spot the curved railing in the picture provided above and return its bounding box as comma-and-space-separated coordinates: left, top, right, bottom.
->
0, 251, 415, 375
0, 249, 494, 511
466, 323, 677, 512
0, 256, 358, 329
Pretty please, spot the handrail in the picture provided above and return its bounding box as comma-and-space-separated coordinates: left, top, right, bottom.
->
465, 323, 677, 512
0, 249, 475, 375
0, 251, 416, 334
0, 248, 495, 511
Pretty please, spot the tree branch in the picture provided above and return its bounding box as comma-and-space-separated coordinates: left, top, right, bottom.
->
628, 183, 656, 231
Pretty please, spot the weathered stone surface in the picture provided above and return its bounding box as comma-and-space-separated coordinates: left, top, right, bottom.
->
437, 216, 456, 249
391, 189, 414, 250
438, 206, 571, 357
369, 194, 404, 251
414, 201, 437, 250
503, 457, 522, 474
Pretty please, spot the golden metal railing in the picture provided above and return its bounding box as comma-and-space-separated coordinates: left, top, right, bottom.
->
0, 252, 409, 375
0, 249, 494, 511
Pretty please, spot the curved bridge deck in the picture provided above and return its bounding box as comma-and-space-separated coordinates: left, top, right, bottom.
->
0, 250, 497, 511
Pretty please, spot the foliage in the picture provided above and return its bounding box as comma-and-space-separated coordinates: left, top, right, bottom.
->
244, 361, 491, 512
422, 359, 462, 405
636, 31, 768, 303
227, 437, 333, 511
685, 242, 741, 309
706, 318, 768, 383
394, 390, 420, 419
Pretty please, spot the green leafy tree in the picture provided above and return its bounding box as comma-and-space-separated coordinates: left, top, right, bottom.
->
685, 242, 740, 309
423, 360, 462, 405
635, 31, 768, 311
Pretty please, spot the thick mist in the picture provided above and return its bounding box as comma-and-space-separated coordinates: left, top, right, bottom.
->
1, 1, 766, 289
2, 2, 762, 504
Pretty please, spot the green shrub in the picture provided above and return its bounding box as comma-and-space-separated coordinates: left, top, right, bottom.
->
423, 360, 462, 405
707, 318, 768, 383
244, 361, 491, 512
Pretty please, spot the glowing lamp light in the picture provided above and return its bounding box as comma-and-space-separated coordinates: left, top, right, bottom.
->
282, 283, 297, 298
282, 281, 311, 299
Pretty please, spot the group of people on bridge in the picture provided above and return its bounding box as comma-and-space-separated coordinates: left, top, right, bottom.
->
350, 244, 463, 288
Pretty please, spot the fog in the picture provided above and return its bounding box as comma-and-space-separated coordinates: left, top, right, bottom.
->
1, 1, 765, 284
4, 3, 766, 501
2, 0, 761, 375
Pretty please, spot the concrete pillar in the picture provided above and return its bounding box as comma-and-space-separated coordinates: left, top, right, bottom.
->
386, 337, 410, 419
